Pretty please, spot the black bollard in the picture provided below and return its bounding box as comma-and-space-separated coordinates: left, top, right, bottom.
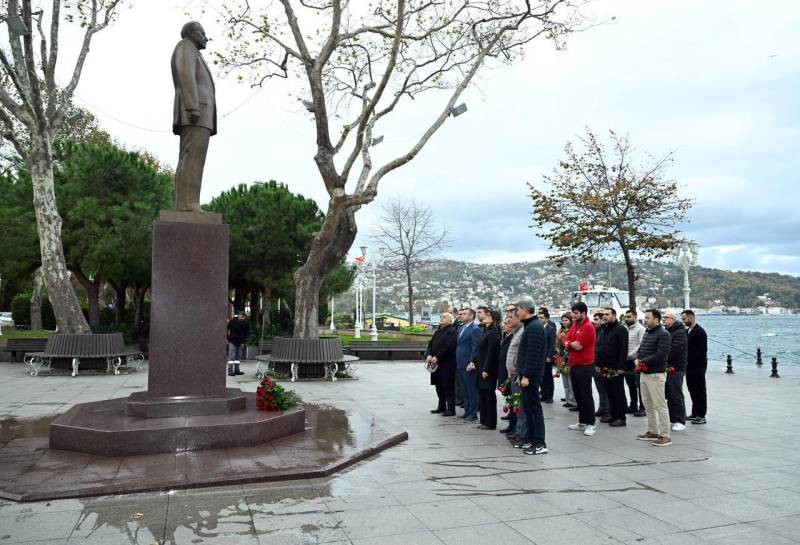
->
756, 347, 763, 366
770, 357, 780, 378
726, 354, 734, 374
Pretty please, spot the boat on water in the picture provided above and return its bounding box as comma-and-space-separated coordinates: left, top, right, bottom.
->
572, 283, 631, 315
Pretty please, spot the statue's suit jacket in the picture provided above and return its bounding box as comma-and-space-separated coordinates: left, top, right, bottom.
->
171, 38, 217, 136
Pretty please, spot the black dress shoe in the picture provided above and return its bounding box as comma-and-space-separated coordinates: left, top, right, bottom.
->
563, 402, 576, 408
560, 397, 566, 402
441, 411, 456, 416
430, 409, 444, 414
235, 370, 245, 375
595, 410, 609, 417
479, 425, 495, 430
609, 419, 626, 427
599, 416, 613, 423
569, 406, 579, 412
499, 426, 512, 433
626, 406, 636, 414
543, 399, 554, 404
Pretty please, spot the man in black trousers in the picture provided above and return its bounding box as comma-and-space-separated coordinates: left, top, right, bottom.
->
538, 307, 557, 404
595, 308, 629, 426
682, 310, 708, 424
663, 311, 688, 432
514, 296, 548, 455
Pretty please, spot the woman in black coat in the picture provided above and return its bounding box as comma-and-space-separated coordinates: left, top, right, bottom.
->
425, 312, 458, 416
473, 308, 502, 429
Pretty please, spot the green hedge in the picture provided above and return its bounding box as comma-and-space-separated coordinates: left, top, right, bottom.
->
11, 292, 56, 329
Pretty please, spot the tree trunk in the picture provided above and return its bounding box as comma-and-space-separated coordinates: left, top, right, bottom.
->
233, 285, 246, 313
114, 283, 127, 324
249, 284, 261, 331
30, 268, 44, 330
293, 203, 357, 339
28, 143, 91, 334
263, 286, 272, 326
133, 284, 147, 329
620, 240, 637, 313
72, 268, 101, 328
405, 261, 414, 325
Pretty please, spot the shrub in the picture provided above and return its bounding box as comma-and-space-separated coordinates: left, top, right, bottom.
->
11, 292, 56, 329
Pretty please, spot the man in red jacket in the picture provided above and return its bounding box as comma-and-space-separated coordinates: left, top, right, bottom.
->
564, 302, 598, 436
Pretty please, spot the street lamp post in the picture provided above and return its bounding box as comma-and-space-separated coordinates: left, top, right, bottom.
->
329, 296, 336, 332
672, 240, 700, 310
365, 246, 386, 342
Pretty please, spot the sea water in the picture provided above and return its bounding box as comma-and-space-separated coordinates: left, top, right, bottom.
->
700, 314, 799, 365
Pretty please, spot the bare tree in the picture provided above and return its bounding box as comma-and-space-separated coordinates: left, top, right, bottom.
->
529, 128, 694, 312
0, 0, 123, 333
214, 0, 592, 339
372, 198, 450, 325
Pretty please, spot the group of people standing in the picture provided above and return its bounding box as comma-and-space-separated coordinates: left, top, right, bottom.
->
425, 297, 709, 454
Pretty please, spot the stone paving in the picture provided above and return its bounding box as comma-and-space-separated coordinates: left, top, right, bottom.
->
0, 359, 799, 544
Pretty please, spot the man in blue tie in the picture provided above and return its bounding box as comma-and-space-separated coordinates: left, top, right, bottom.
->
456, 308, 481, 421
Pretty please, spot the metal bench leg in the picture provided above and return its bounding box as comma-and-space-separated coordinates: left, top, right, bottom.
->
112, 356, 122, 375
290, 363, 298, 383
255, 361, 264, 380
72, 357, 79, 377
328, 362, 340, 382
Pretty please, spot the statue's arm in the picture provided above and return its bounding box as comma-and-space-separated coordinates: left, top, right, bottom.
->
175, 41, 199, 114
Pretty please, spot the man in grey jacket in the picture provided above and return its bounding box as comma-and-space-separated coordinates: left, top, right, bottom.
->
624, 309, 646, 417
502, 308, 525, 441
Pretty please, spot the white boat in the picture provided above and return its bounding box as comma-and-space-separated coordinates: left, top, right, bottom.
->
572, 284, 631, 314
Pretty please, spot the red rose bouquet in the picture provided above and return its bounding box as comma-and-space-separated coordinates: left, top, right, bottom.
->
256, 376, 303, 411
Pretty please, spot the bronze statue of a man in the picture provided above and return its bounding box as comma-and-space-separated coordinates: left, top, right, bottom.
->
171, 21, 216, 212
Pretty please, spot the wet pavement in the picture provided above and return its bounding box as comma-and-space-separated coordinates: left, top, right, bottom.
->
0, 359, 799, 544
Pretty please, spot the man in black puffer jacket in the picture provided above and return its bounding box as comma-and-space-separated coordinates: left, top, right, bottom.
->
514, 296, 547, 455
636, 308, 672, 446
595, 308, 629, 426
663, 311, 688, 431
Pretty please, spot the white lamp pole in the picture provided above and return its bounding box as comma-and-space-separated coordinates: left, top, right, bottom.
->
672, 240, 700, 310
329, 296, 336, 331
368, 246, 386, 342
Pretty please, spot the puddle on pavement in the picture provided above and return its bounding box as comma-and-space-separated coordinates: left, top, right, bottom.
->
0, 415, 56, 445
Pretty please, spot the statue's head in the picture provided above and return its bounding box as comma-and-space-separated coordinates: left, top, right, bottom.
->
181, 21, 208, 50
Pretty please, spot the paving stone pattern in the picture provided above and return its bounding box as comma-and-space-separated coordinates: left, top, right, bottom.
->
0, 359, 798, 544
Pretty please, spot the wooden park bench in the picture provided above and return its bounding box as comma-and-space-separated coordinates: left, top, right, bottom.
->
346, 340, 428, 361
24, 333, 144, 377
258, 338, 275, 355
1, 338, 49, 363
255, 337, 359, 382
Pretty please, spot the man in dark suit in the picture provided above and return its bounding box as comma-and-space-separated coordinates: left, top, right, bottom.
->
538, 307, 557, 403
172, 21, 217, 212
682, 310, 708, 424
456, 308, 481, 421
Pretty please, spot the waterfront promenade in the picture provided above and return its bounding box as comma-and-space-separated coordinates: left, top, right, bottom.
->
0, 360, 798, 545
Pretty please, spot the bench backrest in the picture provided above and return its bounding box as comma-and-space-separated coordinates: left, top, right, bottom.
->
272, 337, 344, 362
45, 333, 125, 357
6, 338, 49, 350
348, 341, 428, 348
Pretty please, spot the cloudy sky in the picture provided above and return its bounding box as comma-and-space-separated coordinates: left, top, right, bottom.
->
57, 0, 800, 276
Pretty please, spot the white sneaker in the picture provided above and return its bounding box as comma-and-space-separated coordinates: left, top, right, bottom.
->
568, 423, 587, 430
583, 425, 596, 436
671, 423, 686, 431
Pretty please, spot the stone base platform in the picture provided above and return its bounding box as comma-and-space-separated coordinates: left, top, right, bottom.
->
49, 394, 303, 457
0, 402, 408, 502
125, 388, 247, 418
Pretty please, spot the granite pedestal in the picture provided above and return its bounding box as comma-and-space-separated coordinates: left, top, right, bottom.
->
49, 211, 306, 456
